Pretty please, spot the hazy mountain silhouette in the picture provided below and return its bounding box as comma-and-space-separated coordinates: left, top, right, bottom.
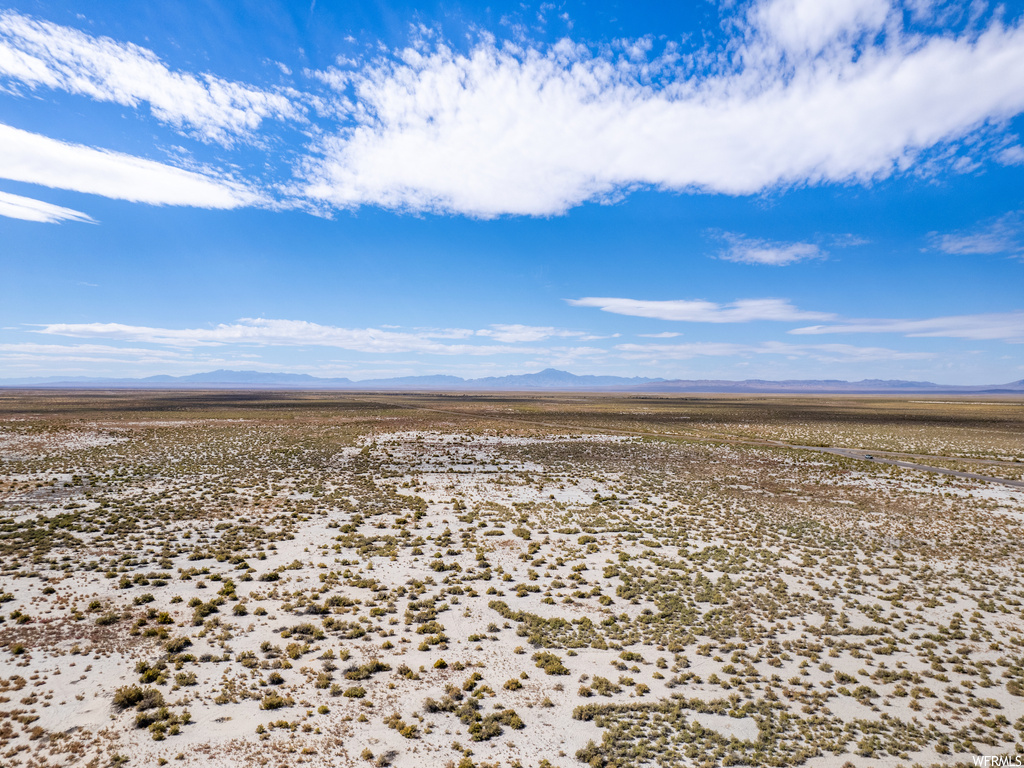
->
3, 369, 1024, 393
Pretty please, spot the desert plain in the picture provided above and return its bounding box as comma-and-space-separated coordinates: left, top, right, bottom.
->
0, 390, 1022, 768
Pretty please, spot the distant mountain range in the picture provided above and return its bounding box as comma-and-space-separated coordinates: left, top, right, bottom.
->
633, 378, 1024, 394
2, 368, 1024, 394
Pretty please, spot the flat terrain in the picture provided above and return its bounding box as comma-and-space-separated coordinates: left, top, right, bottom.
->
0, 390, 1023, 768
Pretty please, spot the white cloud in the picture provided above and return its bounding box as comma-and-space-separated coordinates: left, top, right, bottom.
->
748, 0, 892, 57
930, 211, 1024, 255
300, 6, 1024, 216
715, 232, 823, 265
26, 319, 623, 363
4, 4, 1024, 218
0, 342, 302, 375
0, 189, 95, 223
475, 324, 594, 342
0, 342, 192, 365
615, 340, 934, 363
637, 331, 681, 338
791, 311, 1024, 342
829, 233, 871, 247
998, 145, 1024, 165
568, 297, 835, 323
31, 318, 556, 356
0, 10, 300, 145
0, 123, 260, 208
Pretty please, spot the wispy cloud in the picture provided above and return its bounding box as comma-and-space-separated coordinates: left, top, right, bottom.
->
791, 311, 1024, 342
0, 123, 260, 208
0, 342, 193, 364
0, 189, 95, 223
574, 296, 1024, 344
714, 232, 824, 266
568, 297, 834, 323
998, 146, 1024, 165
30, 318, 597, 356
475, 324, 600, 343
0, 10, 301, 145
0, 342, 304, 375
615, 340, 935, 363
930, 211, 1024, 255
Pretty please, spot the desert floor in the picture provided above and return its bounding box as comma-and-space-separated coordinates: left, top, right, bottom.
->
1, 391, 1022, 768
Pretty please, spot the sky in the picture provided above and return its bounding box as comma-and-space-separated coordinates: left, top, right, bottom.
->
1, 0, 1023, 384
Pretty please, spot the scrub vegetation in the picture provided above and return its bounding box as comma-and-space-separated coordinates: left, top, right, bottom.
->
0, 390, 1022, 767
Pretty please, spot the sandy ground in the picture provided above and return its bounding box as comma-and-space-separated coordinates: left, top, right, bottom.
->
1, 402, 1023, 768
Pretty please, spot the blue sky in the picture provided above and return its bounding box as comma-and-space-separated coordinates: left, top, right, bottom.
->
1, 0, 1023, 383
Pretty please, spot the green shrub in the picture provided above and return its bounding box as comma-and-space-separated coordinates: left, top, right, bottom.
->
190, 601, 218, 625
113, 685, 145, 710
532, 652, 569, 675
344, 659, 391, 681
260, 692, 291, 710
164, 636, 191, 653
113, 685, 164, 711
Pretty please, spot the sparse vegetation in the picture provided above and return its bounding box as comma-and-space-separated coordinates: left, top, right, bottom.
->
0, 391, 1021, 766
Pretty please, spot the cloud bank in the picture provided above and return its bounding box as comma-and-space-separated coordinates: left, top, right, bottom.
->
18, 313, 942, 372
31, 318, 599, 355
